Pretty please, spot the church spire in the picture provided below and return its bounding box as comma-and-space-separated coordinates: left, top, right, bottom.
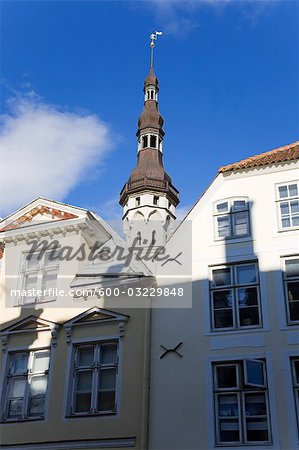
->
120, 33, 179, 247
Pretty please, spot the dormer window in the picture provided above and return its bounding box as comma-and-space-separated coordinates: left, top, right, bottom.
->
214, 198, 250, 240
276, 181, 299, 230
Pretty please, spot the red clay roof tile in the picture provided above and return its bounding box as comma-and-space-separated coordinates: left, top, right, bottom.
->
218, 141, 299, 173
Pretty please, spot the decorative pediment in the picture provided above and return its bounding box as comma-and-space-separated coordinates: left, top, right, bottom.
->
0, 204, 78, 232
63, 307, 129, 344
0, 316, 60, 351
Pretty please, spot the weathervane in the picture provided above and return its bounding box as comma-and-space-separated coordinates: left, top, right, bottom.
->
150, 31, 163, 69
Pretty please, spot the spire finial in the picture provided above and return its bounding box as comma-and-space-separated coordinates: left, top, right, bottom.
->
150, 31, 163, 69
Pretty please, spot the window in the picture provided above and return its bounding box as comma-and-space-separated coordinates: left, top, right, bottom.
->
283, 257, 299, 324
153, 195, 159, 206
142, 135, 148, 148
291, 358, 299, 429
214, 360, 271, 445
214, 198, 250, 239
150, 135, 157, 148
20, 250, 59, 304
2, 349, 50, 421
69, 342, 118, 416
276, 182, 299, 229
210, 262, 261, 330
135, 197, 140, 207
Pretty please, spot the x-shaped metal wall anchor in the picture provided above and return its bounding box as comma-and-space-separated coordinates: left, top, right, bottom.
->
160, 342, 183, 359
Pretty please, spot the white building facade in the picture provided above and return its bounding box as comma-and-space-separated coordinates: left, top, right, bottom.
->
149, 143, 299, 450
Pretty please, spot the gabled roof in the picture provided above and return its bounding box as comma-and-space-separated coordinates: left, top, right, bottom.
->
218, 141, 299, 173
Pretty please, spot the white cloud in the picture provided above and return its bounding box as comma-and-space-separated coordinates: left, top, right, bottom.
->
0, 92, 115, 217
136, 0, 279, 36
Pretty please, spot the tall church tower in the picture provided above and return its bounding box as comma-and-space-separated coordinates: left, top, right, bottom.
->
119, 33, 179, 249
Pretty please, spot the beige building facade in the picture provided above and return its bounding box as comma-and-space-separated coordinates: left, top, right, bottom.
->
0, 198, 152, 449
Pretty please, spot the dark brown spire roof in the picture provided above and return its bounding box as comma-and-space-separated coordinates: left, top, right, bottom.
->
119, 69, 179, 207
138, 100, 164, 130
144, 67, 158, 87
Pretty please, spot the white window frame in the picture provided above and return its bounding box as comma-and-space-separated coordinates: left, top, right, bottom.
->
243, 359, 266, 388
282, 256, 299, 325
210, 262, 262, 331
213, 197, 250, 241
214, 360, 271, 446
276, 181, 299, 231
291, 358, 299, 432
1, 348, 51, 422
19, 250, 60, 305
67, 340, 119, 417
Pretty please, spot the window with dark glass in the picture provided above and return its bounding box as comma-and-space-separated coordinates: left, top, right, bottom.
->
2, 349, 50, 421
214, 360, 271, 445
150, 135, 157, 148
69, 342, 118, 416
142, 135, 148, 148
210, 262, 261, 330
283, 257, 299, 323
291, 358, 299, 431
214, 198, 250, 239
276, 182, 299, 229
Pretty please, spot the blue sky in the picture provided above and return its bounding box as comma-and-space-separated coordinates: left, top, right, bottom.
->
1, 0, 298, 219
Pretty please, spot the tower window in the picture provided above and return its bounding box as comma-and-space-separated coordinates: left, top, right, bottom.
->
142, 135, 148, 148
137, 231, 142, 246
151, 230, 156, 245
150, 90, 154, 99
150, 135, 157, 148
135, 197, 140, 206
153, 196, 159, 206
